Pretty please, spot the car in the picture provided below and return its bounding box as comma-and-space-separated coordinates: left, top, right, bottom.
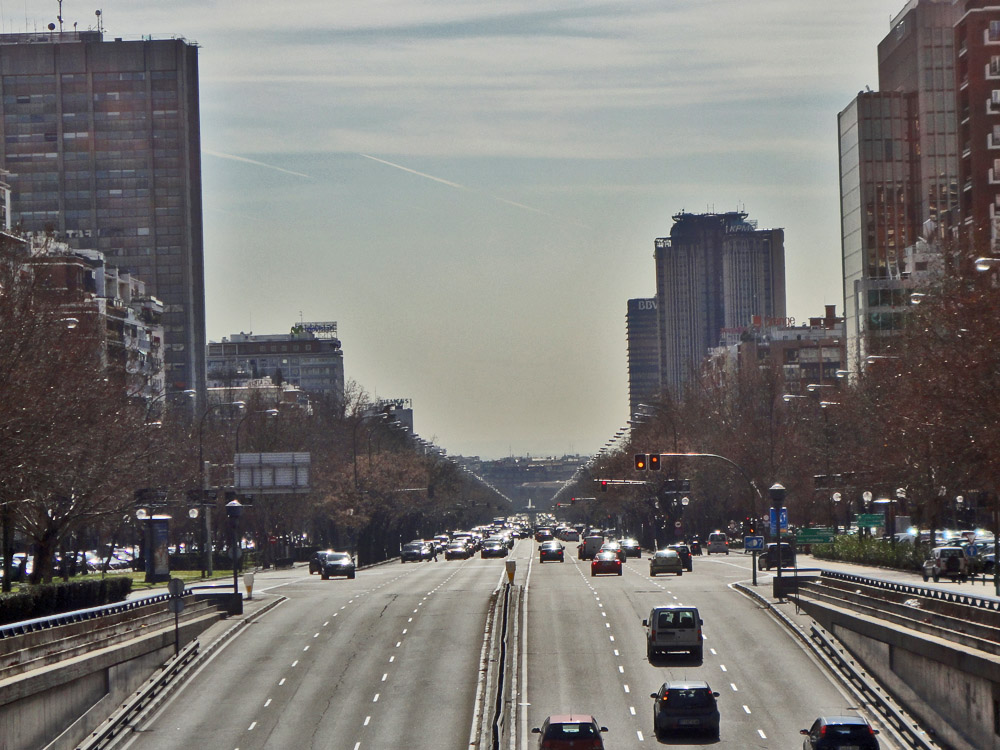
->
688, 538, 703, 555
922, 546, 969, 582
531, 714, 607, 749
618, 538, 641, 557
577, 535, 605, 560
400, 541, 433, 563
539, 540, 565, 562
759, 542, 796, 571
650, 680, 720, 739
318, 551, 355, 580
799, 715, 880, 749
599, 541, 626, 562
643, 605, 703, 659
649, 549, 684, 576
445, 542, 472, 560
481, 539, 509, 558
591, 550, 622, 576
667, 543, 692, 571
535, 527, 555, 542
706, 531, 729, 554
309, 550, 336, 575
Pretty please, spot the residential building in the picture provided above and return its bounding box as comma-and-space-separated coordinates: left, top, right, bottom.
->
626, 297, 660, 420
956, 0, 1000, 252
206, 322, 344, 401
0, 29, 205, 400
654, 210, 786, 393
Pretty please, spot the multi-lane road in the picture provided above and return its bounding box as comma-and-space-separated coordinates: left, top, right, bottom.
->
120, 540, 898, 749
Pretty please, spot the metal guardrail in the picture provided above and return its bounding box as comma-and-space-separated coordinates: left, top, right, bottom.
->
0, 592, 175, 639
821, 570, 1000, 610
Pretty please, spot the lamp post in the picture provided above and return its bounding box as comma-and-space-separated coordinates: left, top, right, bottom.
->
197, 401, 245, 577
226, 499, 243, 601
832, 492, 842, 534
769, 483, 786, 594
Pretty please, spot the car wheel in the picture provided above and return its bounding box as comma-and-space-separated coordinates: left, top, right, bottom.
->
933, 573, 940, 582
591, 570, 596, 577
348, 572, 355, 579
922, 569, 929, 581
677, 570, 683, 576
647, 642, 655, 660
618, 569, 622, 575
694, 646, 703, 660
321, 573, 329, 580
650, 571, 656, 576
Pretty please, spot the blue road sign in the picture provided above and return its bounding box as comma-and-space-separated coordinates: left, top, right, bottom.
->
744, 535, 764, 551
769, 507, 788, 532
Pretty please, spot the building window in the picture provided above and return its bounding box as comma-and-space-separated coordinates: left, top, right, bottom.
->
991, 20, 1000, 42
992, 56, 1000, 77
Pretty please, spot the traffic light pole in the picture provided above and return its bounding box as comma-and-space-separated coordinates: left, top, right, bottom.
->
652, 453, 763, 528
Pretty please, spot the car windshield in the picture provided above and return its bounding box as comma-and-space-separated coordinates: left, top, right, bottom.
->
327, 554, 351, 562
545, 722, 598, 739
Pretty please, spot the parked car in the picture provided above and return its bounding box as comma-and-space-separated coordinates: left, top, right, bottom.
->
591, 550, 622, 576
531, 714, 607, 749
706, 531, 729, 554
649, 549, 684, 577
799, 715, 880, 750
922, 546, 968, 582
643, 605, 703, 659
759, 542, 796, 571
618, 538, 642, 558
539, 540, 565, 562
650, 680, 720, 738
667, 544, 692, 571
318, 551, 355, 580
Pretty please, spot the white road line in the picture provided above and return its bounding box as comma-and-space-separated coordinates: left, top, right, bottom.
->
373, 693, 380, 702
323, 621, 329, 626
618, 666, 625, 674
291, 660, 298, 667
609, 635, 615, 641
730, 683, 738, 691
389, 656, 395, 663
395, 641, 402, 647
303, 645, 309, 652
381, 673, 388, 681
278, 678, 286, 686
758, 729, 767, 739
264, 698, 271, 707
710, 648, 717, 654
402, 629, 407, 634
624, 684, 630, 694
364, 716, 371, 726
743, 704, 751, 714
636, 730, 644, 741
247, 722, 256, 731
629, 706, 636, 716
613, 649, 620, 656
354, 742, 362, 750
313, 633, 319, 638
720, 664, 727, 672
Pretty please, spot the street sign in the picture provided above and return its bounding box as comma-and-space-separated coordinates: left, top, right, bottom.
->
796, 528, 835, 544
744, 535, 764, 551
856, 513, 885, 527
769, 507, 788, 532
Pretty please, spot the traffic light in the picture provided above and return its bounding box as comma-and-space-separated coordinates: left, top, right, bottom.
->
649, 454, 661, 471
570, 497, 576, 504
634, 453, 648, 471
601, 480, 609, 492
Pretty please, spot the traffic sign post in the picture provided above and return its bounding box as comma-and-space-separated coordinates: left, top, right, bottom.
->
744, 535, 764, 587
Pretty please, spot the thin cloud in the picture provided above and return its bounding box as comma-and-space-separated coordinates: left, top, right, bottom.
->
203, 148, 313, 179
358, 153, 467, 189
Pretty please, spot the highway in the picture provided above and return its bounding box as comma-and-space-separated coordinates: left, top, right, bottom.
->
120, 540, 899, 749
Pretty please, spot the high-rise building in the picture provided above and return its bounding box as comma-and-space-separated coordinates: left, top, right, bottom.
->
0, 29, 205, 399
626, 297, 660, 420
838, 0, 962, 373
956, 0, 1000, 252
654, 211, 786, 393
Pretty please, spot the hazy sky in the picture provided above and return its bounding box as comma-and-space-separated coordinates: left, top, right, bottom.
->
14, 1, 907, 459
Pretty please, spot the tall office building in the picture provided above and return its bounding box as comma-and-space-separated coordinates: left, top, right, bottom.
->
626, 297, 660, 420
838, 0, 962, 373
654, 211, 786, 393
0, 29, 205, 399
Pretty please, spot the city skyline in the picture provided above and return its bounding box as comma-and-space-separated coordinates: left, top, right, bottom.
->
6, 0, 907, 459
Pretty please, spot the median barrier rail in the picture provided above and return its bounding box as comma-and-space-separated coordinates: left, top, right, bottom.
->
820, 570, 1000, 611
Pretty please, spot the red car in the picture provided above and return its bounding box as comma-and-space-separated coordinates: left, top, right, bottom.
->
591, 550, 622, 576
531, 714, 607, 749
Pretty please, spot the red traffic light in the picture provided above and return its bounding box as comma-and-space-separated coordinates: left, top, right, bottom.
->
600, 480, 609, 492
634, 453, 648, 471
649, 454, 661, 471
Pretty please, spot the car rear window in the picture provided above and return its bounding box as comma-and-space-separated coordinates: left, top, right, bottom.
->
666, 688, 714, 707
657, 611, 695, 629
825, 724, 870, 738
545, 722, 598, 739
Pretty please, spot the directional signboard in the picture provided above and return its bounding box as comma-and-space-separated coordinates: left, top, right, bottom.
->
744, 535, 764, 551
796, 528, 835, 544
855, 513, 885, 527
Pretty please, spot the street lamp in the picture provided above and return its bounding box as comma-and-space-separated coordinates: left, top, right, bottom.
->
226, 499, 243, 601
832, 492, 842, 534
769, 483, 787, 592
197, 400, 246, 577
974, 256, 1000, 272
235, 408, 279, 455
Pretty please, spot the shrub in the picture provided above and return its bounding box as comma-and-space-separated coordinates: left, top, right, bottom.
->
0, 575, 133, 626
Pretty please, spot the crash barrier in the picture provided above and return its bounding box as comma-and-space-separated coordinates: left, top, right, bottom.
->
0, 592, 172, 639
821, 569, 1000, 611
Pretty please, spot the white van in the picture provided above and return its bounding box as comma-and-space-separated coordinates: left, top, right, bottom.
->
706, 532, 729, 555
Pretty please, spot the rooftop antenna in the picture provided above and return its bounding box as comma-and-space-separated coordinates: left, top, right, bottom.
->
57, 0, 63, 32
94, 8, 102, 34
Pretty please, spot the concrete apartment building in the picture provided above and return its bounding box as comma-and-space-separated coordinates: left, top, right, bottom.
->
206, 322, 345, 401
654, 210, 786, 394
0, 29, 205, 401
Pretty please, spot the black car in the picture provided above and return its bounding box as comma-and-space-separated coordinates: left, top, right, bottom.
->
318, 551, 355, 580
759, 542, 796, 570
650, 680, 720, 738
619, 538, 642, 558
309, 550, 336, 575
668, 544, 693, 571
481, 539, 509, 558
688, 539, 702, 555
401, 541, 433, 562
539, 540, 565, 562
445, 542, 472, 560
800, 715, 880, 750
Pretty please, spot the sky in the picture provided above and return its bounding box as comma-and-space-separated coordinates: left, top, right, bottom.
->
12, 0, 909, 459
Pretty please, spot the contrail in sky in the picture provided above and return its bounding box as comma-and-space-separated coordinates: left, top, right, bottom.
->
203, 149, 313, 179
358, 153, 582, 224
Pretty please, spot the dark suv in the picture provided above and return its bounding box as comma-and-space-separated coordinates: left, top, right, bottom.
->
759, 542, 796, 570
650, 680, 720, 738
667, 544, 693, 571
317, 551, 355, 580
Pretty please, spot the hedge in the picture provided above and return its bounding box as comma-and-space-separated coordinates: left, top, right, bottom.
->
0, 576, 133, 627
